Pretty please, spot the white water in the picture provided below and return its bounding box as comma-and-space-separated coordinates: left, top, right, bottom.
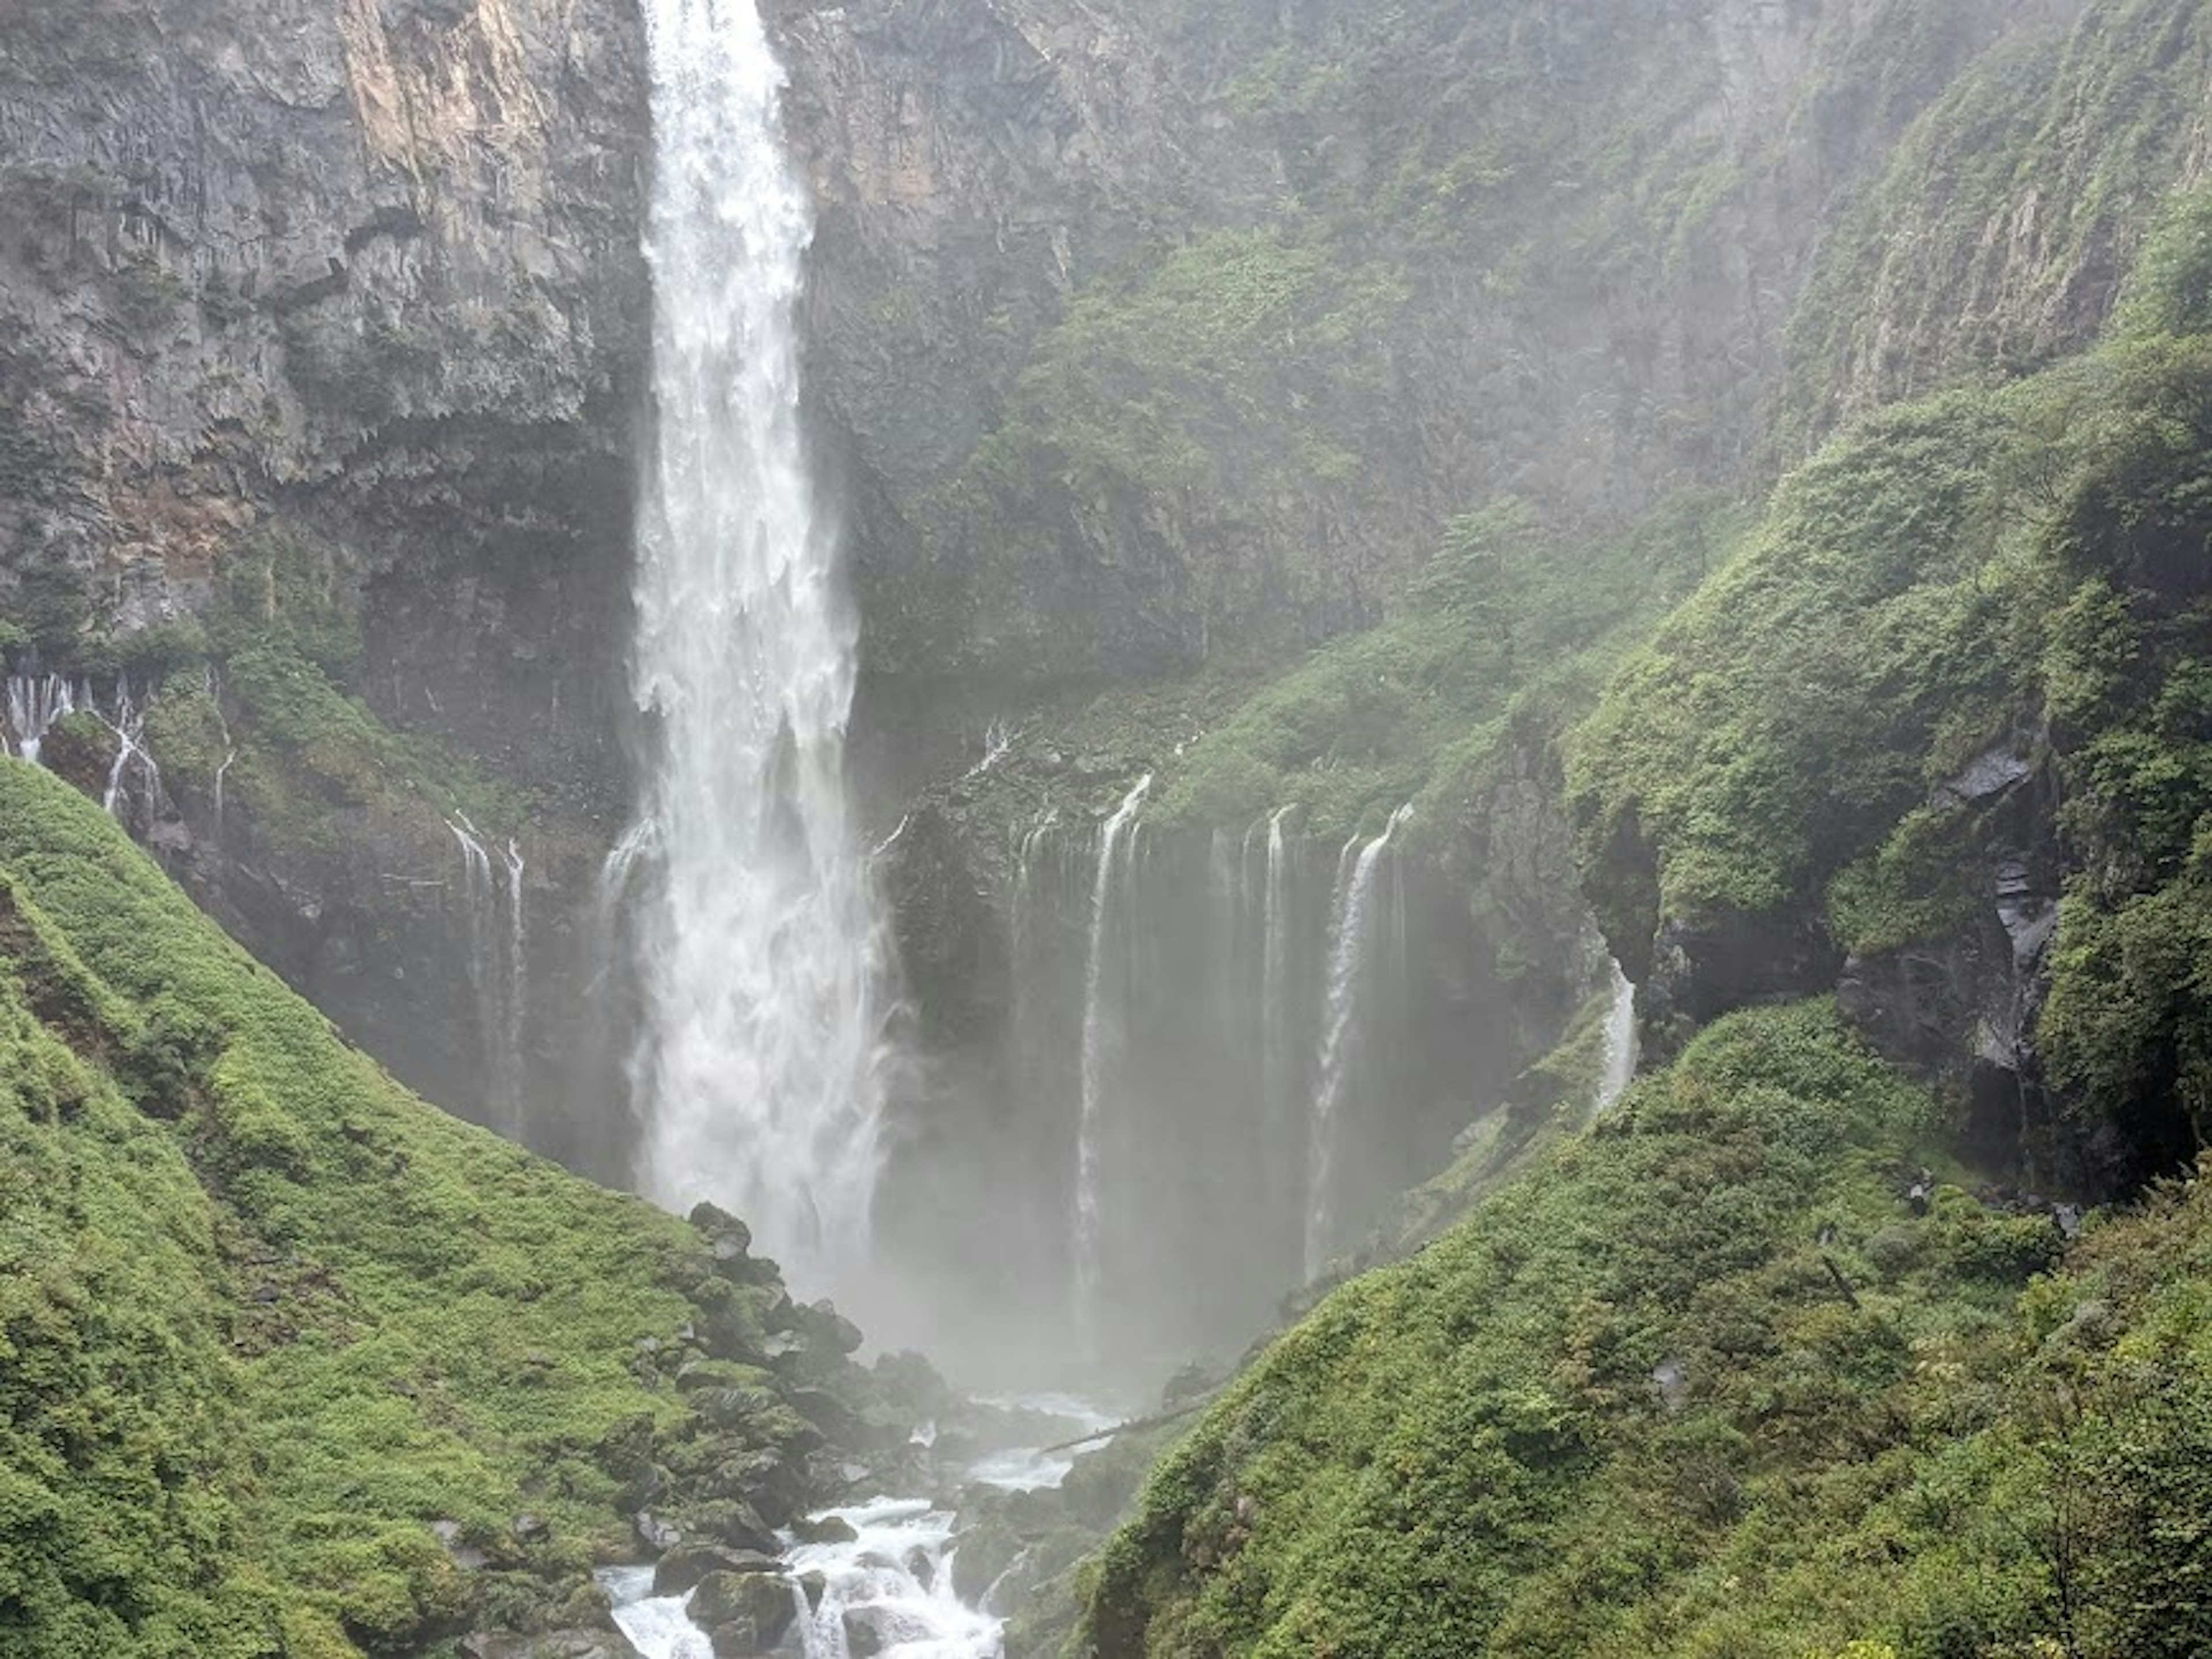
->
1596, 957, 1639, 1110
446, 813, 528, 1135
1306, 806, 1411, 1279
625, 0, 891, 1283
604, 1399, 1120, 1659
1074, 776, 1152, 1330
4, 674, 165, 831
1259, 805, 1298, 1165
965, 1393, 1122, 1493
3, 673, 78, 767
205, 669, 238, 846
603, 1565, 713, 1659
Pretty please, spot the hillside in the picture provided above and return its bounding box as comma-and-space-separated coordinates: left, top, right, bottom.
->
0, 761, 907, 1656
1076, 1005, 2212, 1659
1044, 144, 2212, 1659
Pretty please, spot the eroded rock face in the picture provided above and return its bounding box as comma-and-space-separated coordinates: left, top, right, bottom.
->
0, 0, 646, 732
0, 0, 647, 1157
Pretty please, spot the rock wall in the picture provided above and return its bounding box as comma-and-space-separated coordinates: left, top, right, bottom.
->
0, 0, 649, 1159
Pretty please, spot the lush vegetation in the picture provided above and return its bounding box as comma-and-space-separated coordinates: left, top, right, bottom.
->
1568, 184, 2212, 1176
0, 762, 850, 1654
1141, 493, 1738, 845
1073, 1003, 2212, 1659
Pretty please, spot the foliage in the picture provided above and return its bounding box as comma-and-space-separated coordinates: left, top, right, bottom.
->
1148, 493, 1736, 844
1073, 1002, 2212, 1658
1569, 192, 2212, 1175
0, 763, 804, 1653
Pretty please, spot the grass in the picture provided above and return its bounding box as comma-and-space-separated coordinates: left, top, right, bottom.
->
1072, 1002, 2212, 1658
0, 762, 828, 1653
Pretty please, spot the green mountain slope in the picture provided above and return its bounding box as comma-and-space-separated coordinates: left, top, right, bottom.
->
1051, 150, 2212, 1659
0, 761, 863, 1656
1077, 1003, 2212, 1658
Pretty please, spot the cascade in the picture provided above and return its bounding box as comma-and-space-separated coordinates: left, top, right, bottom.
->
95, 680, 158, 821
1259, 805, 1299, 1190
1597, 957, 1640, 1110
205, 669, 237, 847
1306, 805, 1412, 1279
4, 674, 165, 832
446, 813, 527, 1135
624, 0, 891, 1284
1074, 775, 1152, 1331
2, 673, 79, 766
601, 1399, 1122, 1659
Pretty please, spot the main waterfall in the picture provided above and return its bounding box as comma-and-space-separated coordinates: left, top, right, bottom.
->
626, 0, 890, 1284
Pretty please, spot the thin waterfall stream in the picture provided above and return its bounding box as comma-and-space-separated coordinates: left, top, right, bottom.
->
1306, 805, 1412, 1278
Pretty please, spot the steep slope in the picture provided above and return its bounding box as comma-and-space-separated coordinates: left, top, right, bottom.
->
1569, 184, 2212, 1192
1075, 1005, 2212, 1659
0, 759, 906, 1655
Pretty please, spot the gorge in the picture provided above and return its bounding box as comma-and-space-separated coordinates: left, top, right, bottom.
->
3, 0, 2212, 1654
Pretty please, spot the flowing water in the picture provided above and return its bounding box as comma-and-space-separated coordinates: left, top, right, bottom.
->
1074, 775, 1152, 1332
624, 0, 891, 1286
2, 673, 79, 766
603, 1400, 1120, 1659
1596, 957, 1640, 1110
446, 813, 528, 1136
1306, 805, 1412, 1278
5, 673, 165, 832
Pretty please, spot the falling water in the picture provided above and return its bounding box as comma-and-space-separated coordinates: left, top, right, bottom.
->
1306, 806, 1412, 1279
1259, 805, 1298, 1152
95, 683, 158, 820
3, 674, 79, 766
1597, 957, 1639, 1110
446, 813, 527, 1135
624, 0, 891, 1281
5, 674, 165, 832
1074, 775, 1152, 1327
205, 669, 238, 847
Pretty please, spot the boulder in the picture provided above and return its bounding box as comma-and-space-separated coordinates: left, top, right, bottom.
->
653, 1543, 785, 1599
692, 1569, 798, 1656
842, 1609, 886, 1658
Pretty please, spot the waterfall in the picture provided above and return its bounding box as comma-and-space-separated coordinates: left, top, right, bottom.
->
3, 674, 79, 766
206, 669, 237, 847
446, 813, 527, 1135
1074, 775, 1152, 1330
96, 681, 155, 818
624, 0, 891, 1281
1306, 806, 1412, 1279
4, 674, 165, 832
1258, 805, 1300, 1254
1597, 958, 1639, 1110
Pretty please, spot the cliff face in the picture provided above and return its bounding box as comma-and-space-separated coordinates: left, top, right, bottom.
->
4, 0, 2203, 1253
769, 0, 2077, 707
0, 0, 645, 738
0, 0, 648, 1161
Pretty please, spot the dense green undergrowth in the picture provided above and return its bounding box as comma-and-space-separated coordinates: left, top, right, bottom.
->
1075, 1003, 2212, 1658
1569, 184, 2212, 1176
1013, 492, 1737, 849
0, 763, 834, 1655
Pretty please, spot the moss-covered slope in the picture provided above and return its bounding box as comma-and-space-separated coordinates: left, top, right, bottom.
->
0, 760, 873, 1656
1567, 185, 2212, 1187
1075, 1003, 2212, 1659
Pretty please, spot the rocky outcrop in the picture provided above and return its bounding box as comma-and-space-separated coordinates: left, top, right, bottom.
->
0, 0, 649, 1150
769, 0, 2075, 715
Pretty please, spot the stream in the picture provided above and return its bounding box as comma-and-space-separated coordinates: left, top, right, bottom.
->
603, 1397, 1118, 1659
